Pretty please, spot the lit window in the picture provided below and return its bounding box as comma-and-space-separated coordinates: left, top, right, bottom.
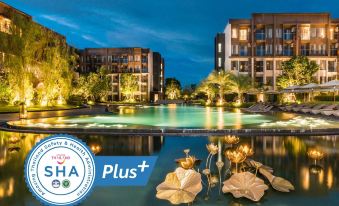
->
317, 28, 325, 38
301, 26, 310, 40
330, 28, 334, 40
232, 28, 238, 38
0, 16, 12, 34
218, 58, 222, 67
218, 43, 222, 53
239, 29, 247, 41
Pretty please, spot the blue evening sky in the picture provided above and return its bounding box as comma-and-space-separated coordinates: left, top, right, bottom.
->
2, 0, 339, 85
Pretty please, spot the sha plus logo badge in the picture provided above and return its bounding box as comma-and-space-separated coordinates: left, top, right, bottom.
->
24, 135, 96, 206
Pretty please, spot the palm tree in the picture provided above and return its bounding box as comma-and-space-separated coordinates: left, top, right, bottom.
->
207, 70, 233, 105
196, 80, 217, 105
229, 74, 252, 104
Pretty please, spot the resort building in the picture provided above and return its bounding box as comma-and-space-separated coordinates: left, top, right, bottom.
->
0, 1, 67, 74
215, 13, 339, 90
79, 48, 165, 102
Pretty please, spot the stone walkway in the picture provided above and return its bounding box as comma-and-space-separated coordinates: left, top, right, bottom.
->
0, 106, 107, 122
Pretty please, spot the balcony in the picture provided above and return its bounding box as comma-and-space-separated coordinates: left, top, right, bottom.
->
330, 49, 338, 56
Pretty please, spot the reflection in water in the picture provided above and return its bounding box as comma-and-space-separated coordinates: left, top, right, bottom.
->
0, 131, 338, 205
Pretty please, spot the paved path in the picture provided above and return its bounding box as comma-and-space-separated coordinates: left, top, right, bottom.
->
0, 106, 107, 122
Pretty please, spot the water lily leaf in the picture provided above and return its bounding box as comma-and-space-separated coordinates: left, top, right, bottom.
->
259, 168, 274, 182
246, 159, 274, 173
271, 177, 295, 192
222, 172, 269, 202
156, 167, 202, 205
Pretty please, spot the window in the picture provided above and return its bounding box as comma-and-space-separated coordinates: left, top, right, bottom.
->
232, 28, 238, 38
239, 29, 247, 40
135, 55, 141, 61
232, 45, 238, 55
239, 45, 248, 56
283, 29, 293, 40
255, 29, 265, 40
265, 44, 273, 55
331, 44, 337, 56
231, 61, 238, 71
320, 44, 326, 55
266, 61, 273, 70
218, 43, 222, 53
328, 61, 336, 72
266, 28, 273, 38
266, 77, 274, 86
276, 28, 282, 38
218, 58, 222, 67
256, 45, 265, 56
275, 44, 282, 55
317, 28, 325, 38
239, 61, 249, 72
283, 45, 293, 56
301, 44, 309, 56
300, 26, 310, 40
330, 28, 335, 40
311, 28, 317, 38
255, 61, 264, 72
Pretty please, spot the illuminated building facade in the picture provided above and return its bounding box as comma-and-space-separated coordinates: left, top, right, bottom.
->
215, 13, 339, 90
79, 48, 165, 102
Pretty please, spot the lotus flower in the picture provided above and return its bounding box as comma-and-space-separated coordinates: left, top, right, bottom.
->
222, 172, 268, 202
175, 156, 198, 170
156, 167, 202, 205
206, 143, 218, 155
237, 145, 254, 157
307, 149, 324, 160
225, 149, 246, 163
224, 135, 240, 145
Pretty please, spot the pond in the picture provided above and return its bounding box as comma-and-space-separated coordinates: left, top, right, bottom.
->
0, 131, 338, 206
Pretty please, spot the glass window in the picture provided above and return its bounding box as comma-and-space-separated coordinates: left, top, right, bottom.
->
266, 61, 273, 70
218, 43, 222, 53
276, 28, 282, 38
330, 28, 335, 40
266, 28, 273, 38
239, 45, 248, 56
239, 61, 249, 72
239, 29, 247, 41
232, 28, 238, 38
300, 26, 310, 40
256, 45, 265, 56
275, 44, 282, 55
317, 28, 325, 38
231, 61, 238, 71
276, 61, 282, 70
232, 45, 238, 55
311, 28, 317, 38
328, 61, 336, 72
255, 61, 264, 72
265, 44, 272, 55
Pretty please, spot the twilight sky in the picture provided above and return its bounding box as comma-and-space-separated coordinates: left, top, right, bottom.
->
3, 0, 339, 85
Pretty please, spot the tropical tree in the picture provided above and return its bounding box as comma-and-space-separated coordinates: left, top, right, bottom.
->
229, 74, 253, 104
196, 80, 217, 105
277, 56, 319, 89
207, 70, 233, 105
0, 77, 12, 103
165, 78, 181, 100
120, 73, 139, 102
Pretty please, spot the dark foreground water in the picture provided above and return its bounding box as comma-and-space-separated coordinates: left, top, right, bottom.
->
0, 131, 338, 206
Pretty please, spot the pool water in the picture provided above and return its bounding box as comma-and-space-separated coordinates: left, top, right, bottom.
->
0, 131, 338, 206
8, 105, 339, 130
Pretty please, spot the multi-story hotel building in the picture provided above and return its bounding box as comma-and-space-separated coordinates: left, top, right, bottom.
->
0, 1, 67, 74
79, 48, 165, 102
215, 13, 339, 90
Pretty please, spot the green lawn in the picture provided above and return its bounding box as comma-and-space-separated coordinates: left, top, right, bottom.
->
0, 105, 81, 113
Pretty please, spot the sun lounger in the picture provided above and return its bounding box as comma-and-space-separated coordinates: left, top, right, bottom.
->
320, 105, 339, 116
311, 104, 337, 115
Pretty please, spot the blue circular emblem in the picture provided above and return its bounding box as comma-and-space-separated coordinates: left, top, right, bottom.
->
24, 134, 96, 206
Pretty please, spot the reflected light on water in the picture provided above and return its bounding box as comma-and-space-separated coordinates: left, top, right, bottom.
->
217, 107, 224, 129
205, 107, 212, 129
327, 167, 333, 189
301, 167, 310, 191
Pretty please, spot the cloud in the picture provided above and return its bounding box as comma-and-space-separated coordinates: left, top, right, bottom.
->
81, 34, 107, 47
40, 14, 79, 29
